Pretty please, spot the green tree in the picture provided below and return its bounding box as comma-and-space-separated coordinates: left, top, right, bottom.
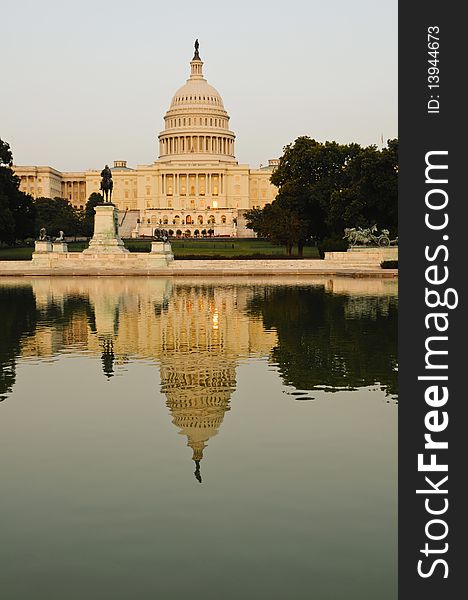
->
245, 201, 309, 256
272, 137, 360, 242
34, 196, 80, 237
0, 138, 36, 244
246, 137, 398, 254
328, 139, 398, 235
83, 192, 104, 237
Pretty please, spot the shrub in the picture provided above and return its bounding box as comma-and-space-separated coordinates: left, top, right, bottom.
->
381, 260, 398, 269
317, 236, 348, 259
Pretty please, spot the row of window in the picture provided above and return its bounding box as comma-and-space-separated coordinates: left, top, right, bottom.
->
167, 116, 228, 128
147, 214, 227, 225
158, 230, 218, 238
174, 95, 221, 105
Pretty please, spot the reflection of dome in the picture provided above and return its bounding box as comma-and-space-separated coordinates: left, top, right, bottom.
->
162, 361, 235, 482
158, 285, 239, 482
158, 41, 236, 162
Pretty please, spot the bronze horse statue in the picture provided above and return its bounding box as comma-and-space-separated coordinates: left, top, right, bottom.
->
100, 164, 113, 203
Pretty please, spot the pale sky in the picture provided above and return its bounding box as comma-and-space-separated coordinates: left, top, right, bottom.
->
2, 0, 397, 172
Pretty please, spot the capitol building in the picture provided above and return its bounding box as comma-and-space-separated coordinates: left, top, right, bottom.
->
14, 42, 278, 238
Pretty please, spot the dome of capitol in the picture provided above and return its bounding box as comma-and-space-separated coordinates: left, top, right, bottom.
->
158, 41, 236, 162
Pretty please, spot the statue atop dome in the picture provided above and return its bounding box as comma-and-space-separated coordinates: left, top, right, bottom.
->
193, 38, 200, 60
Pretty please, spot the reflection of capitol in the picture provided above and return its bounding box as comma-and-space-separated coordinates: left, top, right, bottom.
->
12, 277, 277, 481
2, 276, 398, 477
158, 287, 239, 481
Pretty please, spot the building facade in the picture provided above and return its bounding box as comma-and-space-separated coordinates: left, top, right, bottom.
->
14, 44, 278, 238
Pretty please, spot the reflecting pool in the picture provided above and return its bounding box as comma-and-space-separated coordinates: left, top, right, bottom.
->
0, 276, 397, 599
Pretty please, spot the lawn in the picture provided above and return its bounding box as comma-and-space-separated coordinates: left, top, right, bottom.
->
0, 239, 320, 261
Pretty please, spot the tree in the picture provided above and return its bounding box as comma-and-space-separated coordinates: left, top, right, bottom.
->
245, 202, 309, 256
246, 137, 398, 255
83, 192, 104, 237
272, 137, 360, 241
34, 197, 80, 237
328, 139, 398, 236
0, 138, 36, 244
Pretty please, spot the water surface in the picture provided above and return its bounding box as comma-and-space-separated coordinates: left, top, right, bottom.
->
0, 276, 397, 600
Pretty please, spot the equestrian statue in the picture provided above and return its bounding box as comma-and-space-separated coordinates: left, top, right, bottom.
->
100, 164, 113, 203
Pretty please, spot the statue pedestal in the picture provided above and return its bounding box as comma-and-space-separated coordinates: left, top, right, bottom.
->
34, 240, 52, 253
53, 242, 68, 253
151, 241, 174, 261
324, 246, 398, 267
83, 204, 129, 254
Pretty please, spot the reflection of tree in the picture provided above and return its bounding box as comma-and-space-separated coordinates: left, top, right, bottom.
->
0, 287, 37, 397
0, 290, 96, 396
37, 295, 95, 332
247, 286, 397, 396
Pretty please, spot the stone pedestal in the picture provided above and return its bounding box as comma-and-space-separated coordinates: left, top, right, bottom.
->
324, 246, 398, 268
34, 240, 52, 253
53, 242, 68, 253
83, 204, 129, 254
151, 241, 174, 262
